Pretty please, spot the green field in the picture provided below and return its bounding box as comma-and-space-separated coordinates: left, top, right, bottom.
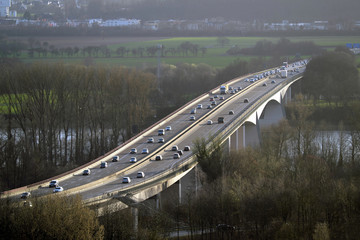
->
20, 36, 360, 69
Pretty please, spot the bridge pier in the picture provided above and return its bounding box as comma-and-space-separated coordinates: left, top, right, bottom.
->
131, 207, 139, 236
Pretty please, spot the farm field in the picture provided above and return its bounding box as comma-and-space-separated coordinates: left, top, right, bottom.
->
13, 35, 360, 69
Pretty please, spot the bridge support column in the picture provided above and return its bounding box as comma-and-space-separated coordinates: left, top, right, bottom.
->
178, 179, 182, 204
243, 122, 260, 148
229, 129, 239, 152
131, 207, 138, 236
285, 86, 292, 104
156, 193, 161, 209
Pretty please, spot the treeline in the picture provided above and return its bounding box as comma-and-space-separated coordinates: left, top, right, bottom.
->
0, 63, 156, 190
0, 36, 206, 59
227, 38, 324, 56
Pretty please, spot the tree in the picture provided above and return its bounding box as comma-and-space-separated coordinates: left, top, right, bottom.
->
303, 51, 359, 105
0, 195, 104, 239
217, 37, 230, 47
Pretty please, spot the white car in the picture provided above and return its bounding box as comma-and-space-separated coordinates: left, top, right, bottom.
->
197, 104, 203, 109
83, 169, 91, 175
142, 148, 149, 154
122, 177, 131, 183
130, 157, 137, 163
130, 148, 137, 154
173, 153, 180, 159
190, 116, 196, 121
184, 146, 191, 151
190, 109, 196, 114
158, 137, 165, 143
207, 120, 213, 125
165, 126, 172, 131
137, 172, 145, 178
171, 145, 179, 151
53, 186, 64, 193
147, 137, 154, 143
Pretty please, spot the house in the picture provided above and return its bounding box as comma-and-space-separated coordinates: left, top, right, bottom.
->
0, 0, 11, 17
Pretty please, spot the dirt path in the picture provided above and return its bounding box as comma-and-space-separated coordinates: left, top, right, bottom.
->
9, 36, 169, 48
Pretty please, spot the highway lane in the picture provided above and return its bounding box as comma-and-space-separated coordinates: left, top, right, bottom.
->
10, 61, 307, 200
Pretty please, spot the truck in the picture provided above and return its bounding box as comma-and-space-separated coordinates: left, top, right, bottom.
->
220, 85, 228, 94
280, 70, 287, 78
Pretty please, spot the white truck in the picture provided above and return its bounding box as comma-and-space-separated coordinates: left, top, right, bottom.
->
220, 85, 228, 94
280, 70, 287, 78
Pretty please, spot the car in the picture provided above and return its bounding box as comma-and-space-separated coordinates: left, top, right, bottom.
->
190, 109, 196, 114
112, 156, 119, 162
173, 153, 180, 159
207, 120, 213, 125
100, 161, 108, 168
190, 116, 196, 121
209, 97, 214, 101
171, 145, 179, 151
165, 126, 172, 131
130, 157, 137, 163
250, 79, 254, 83
158, 137, 165, 143
214, 95, 218, 98
49, 180, 59, 188
237, 87, 242, 91
53, 186, 64, 193
20, 192, 31, 199
130, 148, 137, 154
262, 83, 267, 86
229, 110, 234, 115
137, 171, 145, 178
122, 177, 131, 183
244, 98, 249, 103
177, 150, 184, 156
155, 155, 163, 161
228, 86, 233, 90
244, 78, 249, 82
207, 105, 212, 109
230, 90, 235, 94
184, 146, 191, 151
219, 96, 224, 100
271, 80, 276, 84
158, 129, 165, 136
218, 117, 224, 124
147, 137, 154, 143
142, 148, 149, 154
83, 169, 91, 175
197, 104, 203, 109
211, 101, 217, 106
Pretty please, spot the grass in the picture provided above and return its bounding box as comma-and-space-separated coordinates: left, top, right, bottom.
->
15, 36, 360, 68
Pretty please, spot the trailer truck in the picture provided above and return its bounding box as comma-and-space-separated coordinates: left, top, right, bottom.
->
280, 70, 287, 78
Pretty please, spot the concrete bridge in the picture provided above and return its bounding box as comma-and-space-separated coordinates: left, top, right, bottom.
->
1, 61, 307, 215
